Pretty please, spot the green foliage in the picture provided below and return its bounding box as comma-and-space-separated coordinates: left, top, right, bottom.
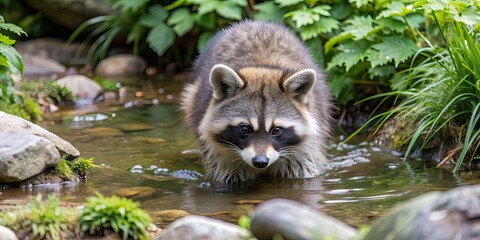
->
351, 0, 480, 171
80, 193, 152, 240
17, 80, 76, 105
53, 156, 98, 180
237, 215, 251, 229
0, 194, 78, 240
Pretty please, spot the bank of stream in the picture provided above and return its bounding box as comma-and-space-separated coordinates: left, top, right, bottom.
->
0, 76, 478, 227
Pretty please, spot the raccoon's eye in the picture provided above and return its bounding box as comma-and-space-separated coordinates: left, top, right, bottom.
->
239, 125, 252, 136
271, 126, 283, 137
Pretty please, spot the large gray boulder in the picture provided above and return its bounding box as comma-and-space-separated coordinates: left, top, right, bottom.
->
0, 111, 80, 158
0, 225, 18, 240
154, 215, 252, 240
365, 185, 480, 240
21, 53, 67, 80
251, 199, 357, 240
0, 133, 60, 182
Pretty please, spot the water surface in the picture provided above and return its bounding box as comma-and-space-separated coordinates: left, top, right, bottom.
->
0, 78, 472, 226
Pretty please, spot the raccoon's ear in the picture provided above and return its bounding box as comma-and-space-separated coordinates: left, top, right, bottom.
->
209, 64, 245, 100
283, 69, 316, 103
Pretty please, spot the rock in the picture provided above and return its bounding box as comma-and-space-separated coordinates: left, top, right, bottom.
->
153, 210, 189, 223
130, 137, 166, 144
365, 185, 480, 240
95, 54, 147, 77
113, 187, 156, 198
83, 127, 123, 137
250, 199, 357, 240
15, 38, 86, 65
0, 133, 60, 182
0, 111, 80, 158
21, 53, 67, 80
55, 75, 103, 101
117, 124, 154, 132
154, 215, 252, 240
26, 0, 114, 29
0, 225, 18, 240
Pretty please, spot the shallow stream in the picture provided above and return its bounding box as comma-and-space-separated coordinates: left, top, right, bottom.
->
0, 77, 475, 226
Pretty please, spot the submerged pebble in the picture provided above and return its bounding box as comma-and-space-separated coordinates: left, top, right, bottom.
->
117, 123, 155, 132
113, 186, 155, 198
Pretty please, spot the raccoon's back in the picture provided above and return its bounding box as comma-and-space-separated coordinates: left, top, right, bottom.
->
194, 21, 317, 75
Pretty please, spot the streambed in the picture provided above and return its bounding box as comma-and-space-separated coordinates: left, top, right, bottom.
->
0, 77, 473, 226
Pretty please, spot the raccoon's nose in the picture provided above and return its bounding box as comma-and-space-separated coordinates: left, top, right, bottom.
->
252, 155, 269, 168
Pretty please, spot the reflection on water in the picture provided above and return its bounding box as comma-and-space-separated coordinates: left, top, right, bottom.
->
0, 79, 470, 226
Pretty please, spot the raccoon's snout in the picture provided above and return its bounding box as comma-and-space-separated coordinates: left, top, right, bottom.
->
252, 155, 269, 168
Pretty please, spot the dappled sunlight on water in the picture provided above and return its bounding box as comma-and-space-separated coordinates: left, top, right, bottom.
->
0, 78, 471, 226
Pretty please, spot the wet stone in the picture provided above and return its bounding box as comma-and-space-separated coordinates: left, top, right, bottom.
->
117, 123, 155, 132
83, 127, 123, 137
113, 187, 156, 198
153, 209, 189, 223
130, 136, 166, 144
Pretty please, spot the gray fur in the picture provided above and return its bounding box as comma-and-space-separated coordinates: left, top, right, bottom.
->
181, 20, 332, 183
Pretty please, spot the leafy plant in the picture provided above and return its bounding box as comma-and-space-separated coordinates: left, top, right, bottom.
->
350, 0, 480, 171
70, 0, 247, 66
80, 193, 152, 240
53, 156, 98, 180
0, 194, 79, 240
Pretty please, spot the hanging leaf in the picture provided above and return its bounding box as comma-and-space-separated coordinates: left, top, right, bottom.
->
140, 4, 169, 27
0, 23, 27, 36
274, 0, 303, 8
216, 1, 243, 20
367, 36, 419, 68
327, 40, 369, 71
254, 1, 285, 22
0, 44, 23, 74
114, 0, 149, 12
168, 8, 194, 36
298, 18, 340, 40
147, 23, 175, 55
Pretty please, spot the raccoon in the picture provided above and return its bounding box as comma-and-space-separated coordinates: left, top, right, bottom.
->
181, 20, 332, 183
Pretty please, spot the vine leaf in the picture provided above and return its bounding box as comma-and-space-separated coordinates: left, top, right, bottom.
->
366, 36, 419, 68
147, 23, 175, 55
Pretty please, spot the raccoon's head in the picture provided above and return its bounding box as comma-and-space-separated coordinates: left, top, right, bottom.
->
199, 64, 318, 170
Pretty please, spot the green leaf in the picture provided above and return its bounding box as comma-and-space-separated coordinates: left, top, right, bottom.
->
167, 8, 194, 36
140, 4, 169, 27
378, 2, 414, 18
367, 36, 419, 68
305, 38, 325, 67
286, 9, 319, 28
147, 23, 175, 55
349, 0, 370, 8
0, 44, 23, 73
376, 17, 407, 33
216, 1, 243, 20
312, 5, 331, 17
368, 64, 396, 79
299, 17, 339, 40
198, 1, 218, 15
274, 0, 303, 8
231, 0, 248, 7
344, 15, 375, 40
0, 23, 27, 36
327, 72, 354, 103
327, 40, 369, 71
198, 32, 213, 53
195, 13, 216, 29
330, 1, 352, 20
114, 0, 149, 12
324, 32, 354, 53
254, 1, 285, 22
0, 33, 15, 45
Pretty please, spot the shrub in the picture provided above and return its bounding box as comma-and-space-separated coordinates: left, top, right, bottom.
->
350, 0, 480, 171
80, 193, 152, 240
0, 194, 79, 240
53, 156, 98, 180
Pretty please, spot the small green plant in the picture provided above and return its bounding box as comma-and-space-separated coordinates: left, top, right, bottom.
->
0, 194, 79, 240
237, 214, 251, 229
17, 80, 76, 105
53, 156, 98, 180
71, 157, 98, 175
80, 193, 152, 240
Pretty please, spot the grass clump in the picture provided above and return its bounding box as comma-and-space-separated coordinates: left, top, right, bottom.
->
52, 157, 98, 180
80, 193, 152, 240
350, 0, 480, 171
0, 194, 79, 240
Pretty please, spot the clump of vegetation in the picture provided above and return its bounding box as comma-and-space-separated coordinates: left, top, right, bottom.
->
17, 80, 76, 107
0, 194, 79, 240
0, 15, 42, 121
80, 193, 152, 240
53, 157, 98, 180
351, 0, 480, 171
